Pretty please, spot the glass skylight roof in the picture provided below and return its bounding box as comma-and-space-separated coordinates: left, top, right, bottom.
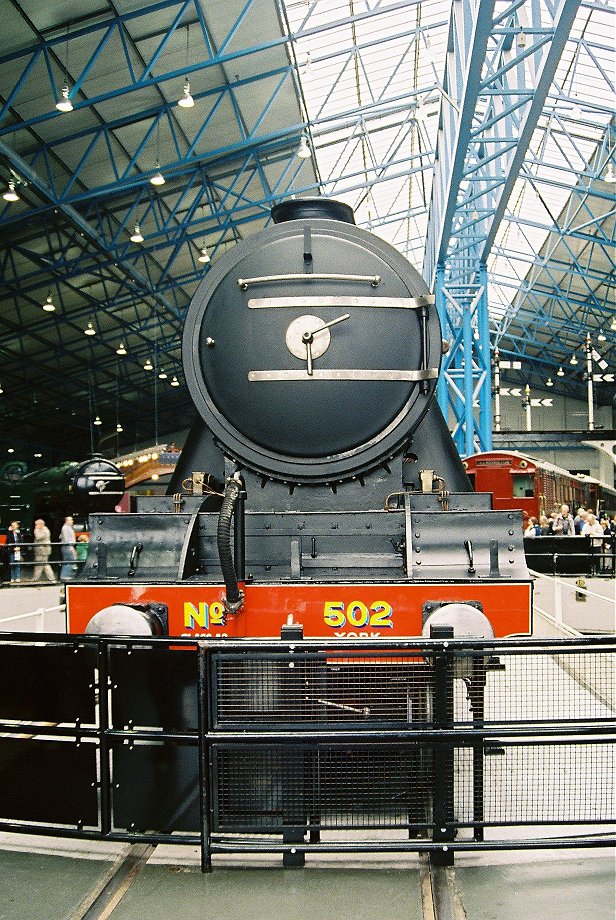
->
284, 0, 615, 348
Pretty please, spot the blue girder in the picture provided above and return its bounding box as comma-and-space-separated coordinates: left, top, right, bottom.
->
425, 0, 584, 454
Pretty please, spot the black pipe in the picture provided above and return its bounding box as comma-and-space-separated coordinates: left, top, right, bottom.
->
217, 477, 245, 615
233, 488, 246, 582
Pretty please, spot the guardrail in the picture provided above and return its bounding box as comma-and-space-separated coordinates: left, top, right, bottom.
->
0, 633, 612, 871
531, 568, 615, 641
524, 534, 615, 576
0, 603, 65, 633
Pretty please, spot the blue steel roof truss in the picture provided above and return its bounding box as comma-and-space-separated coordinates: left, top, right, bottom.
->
0, 0, 613, 461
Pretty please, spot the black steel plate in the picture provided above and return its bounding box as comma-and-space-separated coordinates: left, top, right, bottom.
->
109, 645, 198, 730
0, 644, 96, 725
0, 736, 98, 827
111, 741, 199, 833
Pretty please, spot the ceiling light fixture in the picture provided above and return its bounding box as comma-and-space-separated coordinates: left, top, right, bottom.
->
93, 415, 102, 426
116, 423, 123, 433
597, 330, 606, 342
570, 354, 578, 366
611, 317, 616, 331
116, 342, 127, 355
545, 377, 553, 387
150, 163, 165, 186
198, 245, 210, 264
150, 117, 165, 185
84, 322, 96, 336
143, 358, 153, 371
55, 82, 73, 112
3, 180, 19, 202
171, 375, 180, 386
158, 368, 168, 379
178, 79, 194, 108
55, 27, 73, 113
556, 366, 565, 377
42, 293, 55, 312
177, 26, 195, 108
0, 384, 3, 395
297, 134, 311, 159
604, 163, 616, 183
130, 224, 144, 243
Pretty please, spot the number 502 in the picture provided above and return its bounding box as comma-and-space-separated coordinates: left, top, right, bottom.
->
323, 600, 393, 629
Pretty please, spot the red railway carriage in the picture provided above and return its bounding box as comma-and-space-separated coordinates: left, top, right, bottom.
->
463, 450, 615, 524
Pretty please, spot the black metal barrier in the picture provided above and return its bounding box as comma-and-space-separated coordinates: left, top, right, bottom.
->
0, 633, 613, 871
524, 534, 616, 576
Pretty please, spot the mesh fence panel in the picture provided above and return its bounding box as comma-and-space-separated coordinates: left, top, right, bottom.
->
213, 744, 435, 832
213, 653, 433, 725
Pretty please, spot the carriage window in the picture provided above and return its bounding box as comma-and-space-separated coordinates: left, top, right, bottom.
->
512, 473, 535, 498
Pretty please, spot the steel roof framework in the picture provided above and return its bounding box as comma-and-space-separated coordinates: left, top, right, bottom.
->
0, 0, 612, 464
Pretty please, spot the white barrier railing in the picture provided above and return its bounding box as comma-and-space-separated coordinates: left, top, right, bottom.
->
531, 570, 616, 638
0, 604, 66, 633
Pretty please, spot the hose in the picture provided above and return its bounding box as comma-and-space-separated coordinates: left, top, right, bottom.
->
217, 475, 245, 617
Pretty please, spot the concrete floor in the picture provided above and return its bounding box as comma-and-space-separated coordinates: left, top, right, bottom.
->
111, 865, 425, 920
0, 842, 613, 920
0, 849, 115, 920
455, 852, 615, 920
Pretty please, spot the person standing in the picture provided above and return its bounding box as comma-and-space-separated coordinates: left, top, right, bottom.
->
6, 520, 23, 582
552, 503, 575, 536
75, 533, 89, 573
60, 515, 77, 580
32, 518, 56, 582
582, 512, 607, 575
573, 508, 588, 535
524, 516, 540, 537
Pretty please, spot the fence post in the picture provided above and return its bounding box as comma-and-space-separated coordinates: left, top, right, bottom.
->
97, 641, 111, 838
198, 642, 212, 873
554, 577, 562, 627
430, 626, 455, 866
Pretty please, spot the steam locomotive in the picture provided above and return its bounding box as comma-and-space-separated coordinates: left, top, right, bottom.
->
66, 198, 531, 640
0, 456, 125, 541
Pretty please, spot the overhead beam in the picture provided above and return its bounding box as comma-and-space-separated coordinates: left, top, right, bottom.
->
422, 0, 495, 289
